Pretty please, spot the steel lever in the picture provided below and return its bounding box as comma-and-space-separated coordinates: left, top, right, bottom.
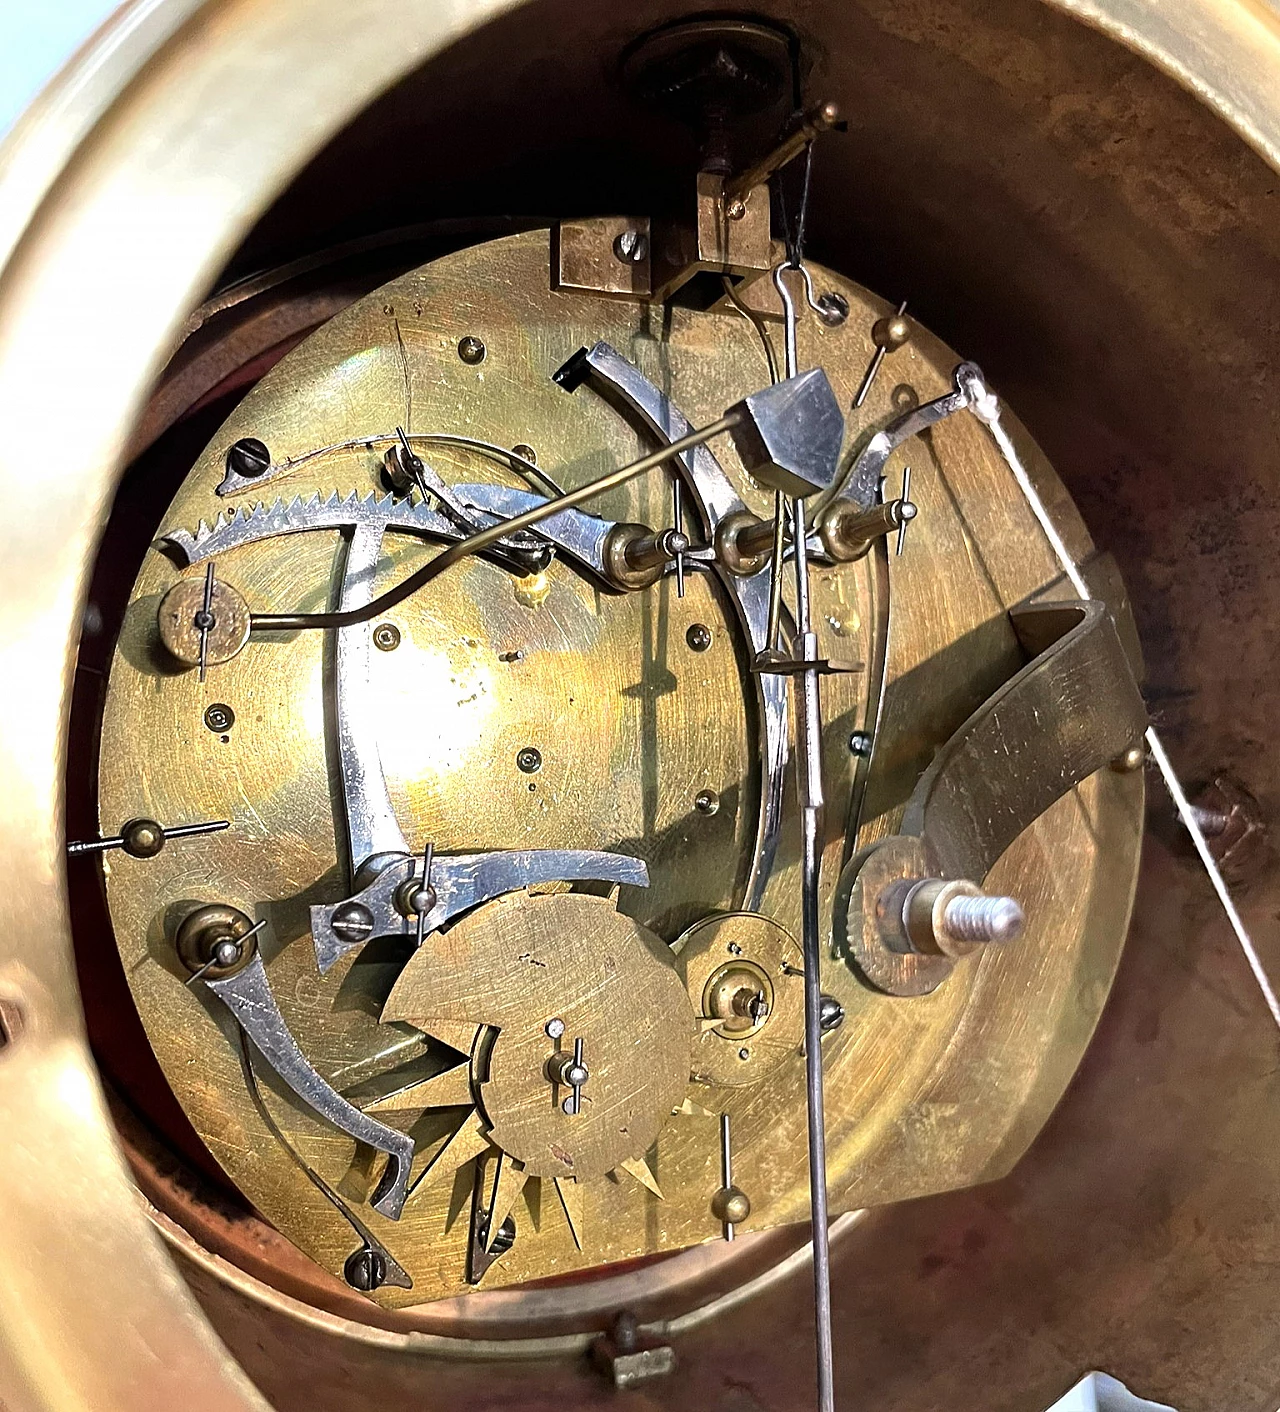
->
206, 953, 414, 1219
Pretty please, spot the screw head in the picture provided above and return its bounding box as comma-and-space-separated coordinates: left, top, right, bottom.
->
331, 902, 375, 946
121, 818, 165, 859
511, 443, 537, 465
686, 623, 713, 652
849, 731, 873, 758
517, 747, 543, 774
373, 622, 401, 652
344, 1248, 387, 1291
226, 437, 271, 479
818, 994, 845, 1034
545, 1017, 565, 1039
695, 789, 720, 816
612, 229, 649, 263
726, 198, 748, 221
457, 335, 486, 365
204, 703, 235, 733
815, 291, 850, 326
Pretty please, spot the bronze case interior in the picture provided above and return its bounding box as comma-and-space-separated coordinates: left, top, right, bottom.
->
4, 0, 1280, 1408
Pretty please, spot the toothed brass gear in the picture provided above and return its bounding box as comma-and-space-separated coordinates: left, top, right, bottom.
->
384, 891, 697, 1181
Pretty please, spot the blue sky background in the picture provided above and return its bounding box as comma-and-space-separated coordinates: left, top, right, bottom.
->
0, 1, 124, 137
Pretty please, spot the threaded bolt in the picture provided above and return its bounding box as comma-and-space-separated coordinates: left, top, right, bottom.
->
940, 893, 1025, 946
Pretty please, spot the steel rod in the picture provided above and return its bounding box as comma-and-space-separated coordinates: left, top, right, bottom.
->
250, 413, 740, 632
774, 258, 836, 1412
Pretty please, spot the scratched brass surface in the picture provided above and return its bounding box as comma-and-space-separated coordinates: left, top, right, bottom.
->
97, 229, 1139, 1307
384, 891, 697, 1183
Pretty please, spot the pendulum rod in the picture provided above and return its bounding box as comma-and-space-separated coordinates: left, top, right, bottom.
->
775, 259, 837, 1412
963, 369, 1280, 1033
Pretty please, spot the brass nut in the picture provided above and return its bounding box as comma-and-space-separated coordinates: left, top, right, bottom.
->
120, 818, 166, 859
174, 904, 259, 979
712, 1185, 751, 1224
874, 312, 912, 351
714, 510, 773, 577
603, 523, 664, 590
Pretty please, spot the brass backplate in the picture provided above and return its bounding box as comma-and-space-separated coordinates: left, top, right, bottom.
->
97, 229, 1140, 1307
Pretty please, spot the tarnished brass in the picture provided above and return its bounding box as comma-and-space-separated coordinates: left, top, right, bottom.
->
715, 510, 775, 577
818, 498, 913, 563
558, 177, 773, 307
676, 913, 804, 1087
97, 230, 873, 1304
156, 574, 251, 668
384, 891, 696, 1186
902, 600, 1147, 884
3, 0, 1280, 1405
174, 903, 259, 980
711, 1186, 752, 1224
602, 521, 668, 589
554, 217, 653, 300
651, 173, 774, 303
96, 227, 1140, 1310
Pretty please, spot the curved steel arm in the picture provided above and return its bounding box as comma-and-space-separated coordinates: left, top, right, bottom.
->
554, 341, 787, 910
838, 362, 980, 509
310, 848, 651, 973
206, 953, 414, 1220
901, 599, 1147, 882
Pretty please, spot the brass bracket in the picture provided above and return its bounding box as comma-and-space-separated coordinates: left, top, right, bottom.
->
552, 175, 772, 306
835, 599, 1148, 994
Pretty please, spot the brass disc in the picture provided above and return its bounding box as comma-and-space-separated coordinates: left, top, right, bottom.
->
384, 891, 697, 1181
676, 912, 805, 1086
155, 574, 250, 667
95, 228, 1139, 1306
